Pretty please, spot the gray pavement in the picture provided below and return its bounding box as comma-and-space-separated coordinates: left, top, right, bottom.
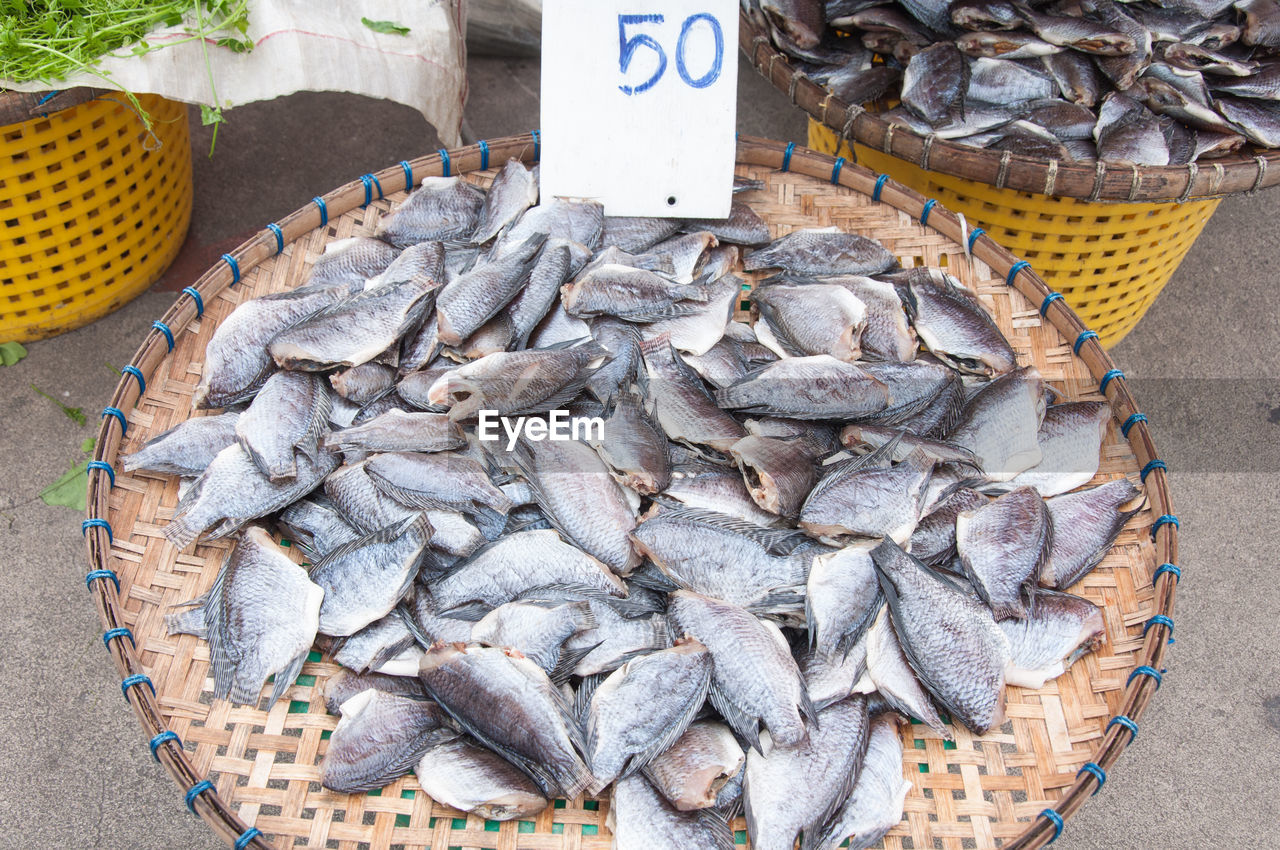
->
0, 55, 1275, 849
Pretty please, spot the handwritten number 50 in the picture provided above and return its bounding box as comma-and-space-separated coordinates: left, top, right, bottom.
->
618, 13, 724, 95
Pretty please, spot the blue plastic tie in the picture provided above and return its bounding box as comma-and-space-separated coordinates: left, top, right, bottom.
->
87, 460, 115, 487
1153, 563, 1181, 585
478, 139, 490, 170
1144, 614, 1175, 643
1006, 260, 1030, 286
360, 173, 383, 207
1040, 292, 1064, 316
182, 286, 204, 317
185, 780, 214, 814
266, 222, 284, 254
1074, 330, 1098, 354
1141, 459, 1167, 482
121, 674, 155, 699
82, 518, 113, 542
872, 173, 889, 202
221, 253, 241, 285
121, 365, 146, 395
35, 90, 61, 107
1151, 514, 1179, 539
1077, 762, 1106, 795
920, 198, 937, 226
531, 130, 541, 162
399, 160, 414, 190
967, 227, 985, 252
149, 730, 180, 761
312, 196, 329, 227
1040, 809, 1064, 844
1099, 368, 1124, 393
438, 147, 451, 177
235, 827, 263, 850
151, 320, 174, 351
1107, 714, 1139, 745
1121, 412, 1147, 438
780, 141, 795, 172
85, 569, 120, 593
102, 406, 127, 435
830, 156, 846, 184
1128, 665, 1163, 690
103, 627, 134, 649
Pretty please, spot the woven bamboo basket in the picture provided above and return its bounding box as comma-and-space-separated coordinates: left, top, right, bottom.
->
0, 90, 192, 342
81, 134, 1179, 850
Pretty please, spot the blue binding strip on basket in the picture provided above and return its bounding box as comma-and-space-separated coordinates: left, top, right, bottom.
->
532, 130, 541, 162
1154, 563, 1181, 584
151, 321, 174, 351
121, 365, 145, 395
1144, 614, 1175, 641
830, 156, 846, 184
149, 730, 180, 761
1040, 292, 1063, 316
400, 160, 414, 190
221, 253, 241, 285
1107, 714, 1139, 744
87, 460, 115, 487
781, 141, 795, 172
85, 569, 120, 593
1151, 514, 1179, 538
1127, 665, 1163, 689
920, 198, 937, 226
1141, 459, 1167, 482
1039, 809, 1064, 843
1006, 260, 1030, 286
102, 406, 127, 435
82, 518, 113, 542
438, 148, 451, 177
1077, 762, 1106, 795
121, 674, 155, 699
967, 227, 985, 252
185, 780, 214, 814
479, 139, 490, 170
1122, 413, 1147, 438
1100, 368, 1124, 393
182, 287, 204, 317
1074, 330, 1098, 353
312, 196, 329, 227
266, 222, 284, 254
235, 827, 262, 850
103, 627, 134, 649
872, 173, 888, 201
360, 173, 383, 207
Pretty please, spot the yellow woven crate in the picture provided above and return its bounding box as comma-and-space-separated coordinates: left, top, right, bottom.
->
810, 120, 1219, 347
0, 93, 192, 342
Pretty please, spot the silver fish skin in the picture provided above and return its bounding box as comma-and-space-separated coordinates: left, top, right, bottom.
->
322, 669, 426, 714
366, 451, 512, 538
399, 311, 443, 376
957, 30, 1064, 57
651, 231, 719, 283
872, 540, 1010, 734
234, 370, 331, 481
761, 0, 825, 47
565, 602, 671, 677
1026, 100, 1099, 140
800, 633, 872, 710
909, 485, 988, 566
562, 264, 714, 323
195, 287, 344, 408
1087, 0, 1153, 91
320, 688, 457, 793
417, 643, 594, 797
472, 600, 598, 675
743, 696, 870, 850
121, 412, 239, 476
813, 714, 912, 850
507, 241, 582, 347
807, 540, 883, 657
863, 606, 949, 737
609, 773, 736, 850
396, 365, 453, 410
667, 590, 815, 751
511, 437, 641, 575
896, 367, 967, 438
846, 5, 933, 42
966, 57, 1058, 104
278, 497, 361, 560
631, 509, 813, 610
601, 216, 682, 253
898, 0, 958, 35
642, 335, 748, 452
430, 529, 627, 613
310, 515, 432, 636
585, 638, 712, 791
744, 227, 896, 277
409, 588, 478, 645
643, 720, 745, 811
800, 449, 933, 545
1215, 96, 1280, 146
1015, 5, 1136, 54
587, 318, 643, 405
840, 424, 978, 468
165, 526, 321, 707
1041, 478, 1141, 588
902, 42, 970, 123
752, 283, 867, 362
414, 738, 549, 821
323, 459, 420, 534
1191, 128, 1247, 159
591, 391, 672, 495
436, 233, 548, 346
501, 198, 605, 251
300, 237, 400, 292
641, 273, 740, 357
1209, 63, 1280, 99
529, 302, 592, 349
330, 362, 397, 405
951, 0, 1022, 30
859, 357, 965, 427
1238, 0, 1280, 47
730, 434, 821, 518
685, 338, 753, 389
682, 201, 773, 247
906, 271, 1016, 376
662, 461, 790, 527
324, 409, 466, 454
473, 159, 539, 245
826, 63, 904, 105
375, 176, 485, 248
330, 611, 418, 675
946, 366, 1046, 481
955, 486, 1052, 620
426, 340, 605, 420
1000, 589, 1106, 688
1094, 94, 1169, 166
450, 313, 516, 359
1042, 51, 1106, 105
990, 120, 1076, 161
816, 275, 916, 361
1139, 75, 1240, 134
164, 444, 339, 549
999, 401, 1110, 496
1162, 41, 1257, 76
716, 356, 891, 421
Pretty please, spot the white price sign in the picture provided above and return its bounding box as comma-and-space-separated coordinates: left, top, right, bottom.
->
540, 0, 739, 218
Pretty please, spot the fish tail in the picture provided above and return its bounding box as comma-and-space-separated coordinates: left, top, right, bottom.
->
164, 607, 208, 639
163, 512, 203, 550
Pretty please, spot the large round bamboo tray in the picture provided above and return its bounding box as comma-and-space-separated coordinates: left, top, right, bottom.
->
81, 134, 1179, 850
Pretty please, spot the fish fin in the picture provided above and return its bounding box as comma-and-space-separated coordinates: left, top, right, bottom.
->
744, 586, 808, 616
367, 634, 418, 674
205, 517, 245, 541
310, 514, 424, 572
800, 441, 898, 511
620, 667, 711, 779
601, 591, 667, 619
549, 641, 604, 686
574, 671, 607, 727
267, 648, 310, 710
164, 606, 209, 639
709, 684, 762, 755
644, 506, 812, 555
163, 511, 205, 550
472, 504, 509, 540
436, 600, 495, 622
623, 563, 682, 594
835, 594, 884, 657
695, 809, 737, 850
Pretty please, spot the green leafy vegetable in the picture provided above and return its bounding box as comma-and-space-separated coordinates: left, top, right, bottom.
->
362, 17, 410, 36
30, 383, 86, 426
40, 460, 89, 511
81, 437, 97, 453
0, 342, 27, 366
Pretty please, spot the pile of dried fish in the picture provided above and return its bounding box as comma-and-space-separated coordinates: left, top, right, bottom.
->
748, 0, 1280, 163
128, 161, 1140, 847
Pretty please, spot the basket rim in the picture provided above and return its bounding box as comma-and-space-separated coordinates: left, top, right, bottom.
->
0, 86, 108, 126
80, 132, 1179, 850
740, 8, 1278, 203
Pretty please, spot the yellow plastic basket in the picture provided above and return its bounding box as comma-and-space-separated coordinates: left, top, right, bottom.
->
810, 120, 1219, 347
0, 93, 192, 342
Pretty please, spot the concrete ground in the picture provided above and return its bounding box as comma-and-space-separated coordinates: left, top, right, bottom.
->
0, 56, 1275, 850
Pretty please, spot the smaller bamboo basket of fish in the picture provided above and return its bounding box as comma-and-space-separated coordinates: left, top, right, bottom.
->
82, 135, 1178, 850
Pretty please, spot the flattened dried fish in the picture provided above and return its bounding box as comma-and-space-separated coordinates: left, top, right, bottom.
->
310, 515, 432, 636
1041, 478, 1141, 588
730, 434, 821, 518
324, 409, 466, 453
426, 340, 604, 419
946, 366, 1046, 481
955, 486, 1053, 619
235, 370, 331, 481
121, 412, 239, 477
643, 720, 745, 811
473, 159, 539, 245
320, 688, 456, 793
812, 714, 912, 850
414, 738, 549, 820
437, 233, 548, 346
716, 356, 890, 420
752, 282, 867, 361
807, 540, 883, 656
375, 176, 485, 248
642, 335, 747, 452
906, 270, 1016, 376
609, 773, 735, 850
744, 228, 896, 277
1000, 589, 1106, 688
